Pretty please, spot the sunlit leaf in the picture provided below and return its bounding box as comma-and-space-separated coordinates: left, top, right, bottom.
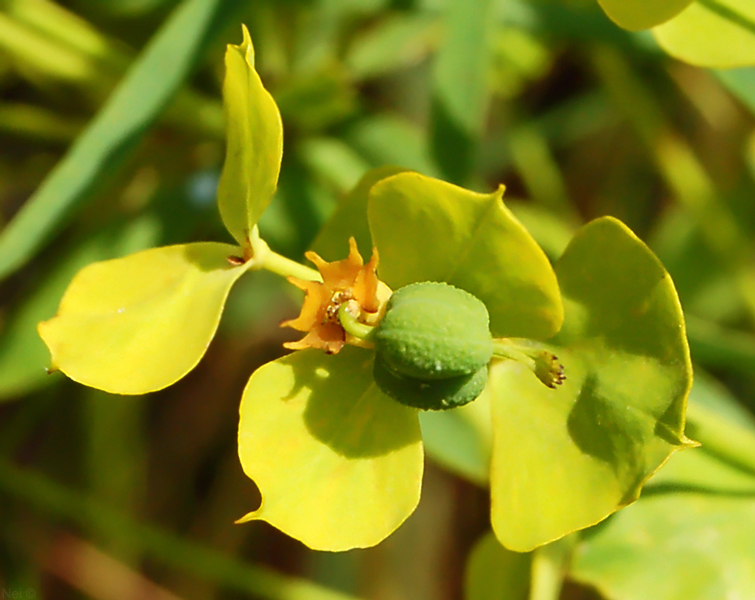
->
489, 217, 693, 551
465, 532, 530, 600
0, 217, 159, 401
38, 243, 248, 394
597, 0, 692, 30
368, 172, 564, 339
653, 0, 755, 68
237, 347, 423, 551
217, 24, 283, 247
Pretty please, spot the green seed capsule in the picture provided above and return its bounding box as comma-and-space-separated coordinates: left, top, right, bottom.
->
374, 282, 493, 380
372, 282, 493, 410
373, 355, 488, 410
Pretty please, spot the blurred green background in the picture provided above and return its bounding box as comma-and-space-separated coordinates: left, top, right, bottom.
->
2, 0, 755, 598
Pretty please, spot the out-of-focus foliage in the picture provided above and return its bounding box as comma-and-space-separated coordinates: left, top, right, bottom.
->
2, 0, 755, 598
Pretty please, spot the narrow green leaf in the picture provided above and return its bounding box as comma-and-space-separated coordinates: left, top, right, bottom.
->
654, 0, 755, 68
431, 0, 493, 183
38, 243, 248, 394
489, 217, 693, 551
217, 25, 283, 247
345, 115, 440, 178
597, 0, 693, 30
345, 13, 437, 79
237, 347, 423, 551
368, 172, 564, 340
0, 0, 228, 281
464, 532, 531, 600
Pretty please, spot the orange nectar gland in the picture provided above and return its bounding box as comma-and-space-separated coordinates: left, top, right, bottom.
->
282, 238, 392, 354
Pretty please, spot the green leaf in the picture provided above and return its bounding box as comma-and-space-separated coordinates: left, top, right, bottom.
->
653, 0, 755, 68
237, 347, 423, 551
597, 0, 693, 30
345, 13, 437, 80
368, 172, 564, 340
569, 376, 755, 600
310, 165, 408, 262
419, 390, 492, 485
431, 0, 493, 183
0, 0, 230, 281
217, 25, 283, 247
571, 451, 755, 600
464, 532, 530, 600
0, 217, 159, 401
488, 217, 693, 551
38, 243, 248, 395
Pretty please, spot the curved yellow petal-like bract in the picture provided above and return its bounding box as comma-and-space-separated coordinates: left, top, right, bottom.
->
368, 172, 564, 340
488, 218, 692, 552
217, 25, 283, 247
597, 0, 692, 31
237, 347, 424, 551
38, 243, 249, 395
653, 0, 755, 68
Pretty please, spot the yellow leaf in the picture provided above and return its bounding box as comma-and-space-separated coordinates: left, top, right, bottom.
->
597, 0, 693, 31
217, 25, 283, 247
653, 0, 755, 68
237, 347, 423, 551
368, 172, 563, 340
39, 243, 249, 394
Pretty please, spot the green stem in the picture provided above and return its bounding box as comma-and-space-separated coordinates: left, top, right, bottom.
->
248, 227, 321, 282
260, 249, 321, 282
492, 338, 538, 366
529, 536, 575, 600
492, 339, 565, 388
338, 303, 376, 341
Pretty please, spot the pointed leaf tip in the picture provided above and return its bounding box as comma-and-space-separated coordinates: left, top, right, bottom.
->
239, 24, 255, 66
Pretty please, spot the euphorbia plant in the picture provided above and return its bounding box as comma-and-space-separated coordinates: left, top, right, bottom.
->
38, 26, 694, 552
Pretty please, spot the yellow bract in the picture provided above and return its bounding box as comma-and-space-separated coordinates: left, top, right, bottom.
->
488, 218, 693, 552
597, 0, 692, 30
237, 347, 423, 551
38, 243, 249, 394
653, 0, 755, 68
368, 172, 564, 340
216, 24, 283, 247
